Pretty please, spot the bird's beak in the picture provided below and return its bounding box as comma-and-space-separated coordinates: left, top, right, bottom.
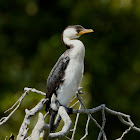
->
77, 29, 94, 36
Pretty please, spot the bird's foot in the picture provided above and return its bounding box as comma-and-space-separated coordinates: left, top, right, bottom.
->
65, 106, 73, 115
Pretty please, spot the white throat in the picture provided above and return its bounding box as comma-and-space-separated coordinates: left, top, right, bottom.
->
63, 36, 71, 46
63, 36, 85, 60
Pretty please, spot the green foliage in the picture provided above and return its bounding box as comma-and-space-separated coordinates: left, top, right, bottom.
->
0, 0, 140, 139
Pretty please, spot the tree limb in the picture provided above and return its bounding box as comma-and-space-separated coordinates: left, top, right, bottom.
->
48, 106, 72, 139
17, 99, 47, 140
1, 87, 140, 140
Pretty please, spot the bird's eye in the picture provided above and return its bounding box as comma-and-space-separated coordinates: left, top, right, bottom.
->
76, 26, 83, 33
76, 29, 81, 33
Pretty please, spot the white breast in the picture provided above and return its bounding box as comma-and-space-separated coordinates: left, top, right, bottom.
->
57, 40, 85, 106
57, 60, 84, 106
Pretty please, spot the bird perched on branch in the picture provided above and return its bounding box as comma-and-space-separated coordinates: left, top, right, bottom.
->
46, 25, 93, 132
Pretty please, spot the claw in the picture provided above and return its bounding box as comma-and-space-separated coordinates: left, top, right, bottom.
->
65, 106, 73, 115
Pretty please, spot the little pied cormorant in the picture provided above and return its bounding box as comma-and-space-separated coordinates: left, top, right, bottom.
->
46, 25, 94, 132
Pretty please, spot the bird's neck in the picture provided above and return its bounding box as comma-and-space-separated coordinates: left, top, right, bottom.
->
63, 37, 85, 60
63, 36, 84, 49
62, 37, 72, 49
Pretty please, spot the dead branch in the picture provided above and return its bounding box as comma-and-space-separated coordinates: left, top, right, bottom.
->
0, 87, 46, 126
17, 98, 47, 140
30, 113, 49, 140
0, 87, 140, 140
48, 106, 72, 139
0, 90, 28, 125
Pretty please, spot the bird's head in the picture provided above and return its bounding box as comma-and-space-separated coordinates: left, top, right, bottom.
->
63, 25, 94, 40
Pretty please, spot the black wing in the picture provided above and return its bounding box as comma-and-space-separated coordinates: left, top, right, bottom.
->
45, 53, 70, 131
46, 54, 70, 99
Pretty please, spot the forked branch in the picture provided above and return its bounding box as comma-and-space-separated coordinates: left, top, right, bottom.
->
0, 87, 140, 140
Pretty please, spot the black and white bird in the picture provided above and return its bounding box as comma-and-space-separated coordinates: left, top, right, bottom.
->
46, 25, 93, 132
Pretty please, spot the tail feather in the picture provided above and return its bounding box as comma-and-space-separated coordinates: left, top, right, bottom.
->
45, 99, 50, 112
49, 110, 56, 132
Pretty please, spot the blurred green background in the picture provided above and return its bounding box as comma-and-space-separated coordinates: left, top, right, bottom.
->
0, 0, 140, 139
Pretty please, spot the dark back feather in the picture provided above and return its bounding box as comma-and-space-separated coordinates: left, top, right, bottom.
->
46, 54, 70, 99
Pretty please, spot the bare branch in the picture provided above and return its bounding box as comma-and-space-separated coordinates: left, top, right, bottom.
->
116, 126, 132, 140
48, 106, 72, 139
97, 107, 107, 140
80, 115, 90, 140
0, 90, 29, 125
24, 87, 46, 96
76, 91, 102, 129
71, 104, 81, 140
70, 96, 77, 103
1, 87, 140, 140
0, 87, 46, 126
73, 103, 140, 139
31, 113, 49, 140
17, 99, 47, 140
70, 100, 79, 108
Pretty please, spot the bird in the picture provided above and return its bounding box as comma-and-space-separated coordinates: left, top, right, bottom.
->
45, 25, 94, 132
